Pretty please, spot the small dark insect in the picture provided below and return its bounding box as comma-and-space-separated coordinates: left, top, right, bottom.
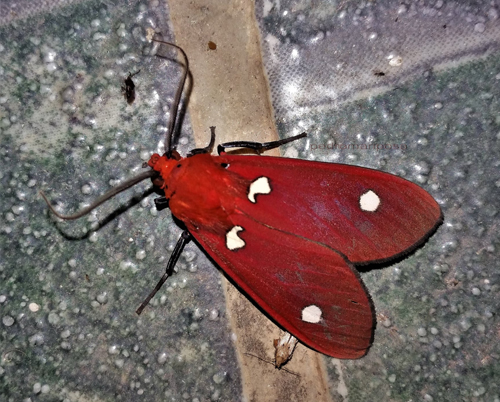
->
122, 70, 140, 104
208, 41, 217, 50
374, 70, 386, 77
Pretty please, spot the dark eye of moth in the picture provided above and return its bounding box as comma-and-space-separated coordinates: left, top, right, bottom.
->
221, 163, 229, 168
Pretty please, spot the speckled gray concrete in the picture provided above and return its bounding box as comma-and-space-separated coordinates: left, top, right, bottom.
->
257, 1, 500, 401
1, 0, 500, 401
0, 1, 241, 401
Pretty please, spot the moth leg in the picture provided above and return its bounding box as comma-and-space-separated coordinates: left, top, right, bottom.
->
154, 196, 169, 211
136, 230, 192, 315
129, 70, 141, 78
188, 126, 216, 156
217, 132, 306, 155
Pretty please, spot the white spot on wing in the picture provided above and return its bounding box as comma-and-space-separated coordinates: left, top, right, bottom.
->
301, 305, 322, 323
359, 190, 380, 212
248, 177, 271, 203
226, 226, 245, 251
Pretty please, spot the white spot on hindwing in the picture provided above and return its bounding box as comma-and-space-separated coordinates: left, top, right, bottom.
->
248, 176, 271, 203
301, 305, 322, 323
359, 190, 380, 212
226, 226, 245, 251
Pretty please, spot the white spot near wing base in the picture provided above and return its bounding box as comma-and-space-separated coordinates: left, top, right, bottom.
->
359, 190, 380, 212
248, 176, 271, 203
301, 305, 322, 323
226, 226, 245, 251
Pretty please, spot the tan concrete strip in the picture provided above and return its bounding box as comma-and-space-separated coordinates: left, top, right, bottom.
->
168, 0, 334, 400
225, 284, 334, 401
168, 0, 279, 147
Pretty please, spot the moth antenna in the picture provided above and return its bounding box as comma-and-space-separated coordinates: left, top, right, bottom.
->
40, 170, 157, 220
152, 38, 189, 158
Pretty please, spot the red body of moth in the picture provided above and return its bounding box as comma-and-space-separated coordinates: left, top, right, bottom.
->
148, 152, 442, 359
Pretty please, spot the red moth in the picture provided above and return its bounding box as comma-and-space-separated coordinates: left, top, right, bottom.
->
41, 39, 442, 359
